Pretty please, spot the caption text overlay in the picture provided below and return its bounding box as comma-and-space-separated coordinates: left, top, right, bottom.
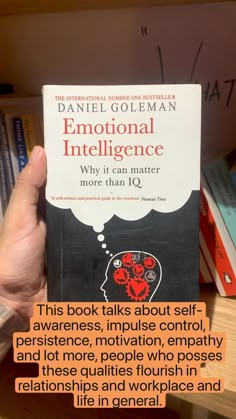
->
13, 302, 226, 408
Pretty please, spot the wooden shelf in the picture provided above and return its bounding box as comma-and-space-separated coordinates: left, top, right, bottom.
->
0, 0, 231, 16
175, 286, 236, 418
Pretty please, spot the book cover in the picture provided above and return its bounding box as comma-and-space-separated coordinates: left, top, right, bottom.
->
43, 84, 201, 302
202, 156, 236, 248
200, 175, 236, 296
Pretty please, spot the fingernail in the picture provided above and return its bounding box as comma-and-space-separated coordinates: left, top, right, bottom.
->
29, 146, 41, 164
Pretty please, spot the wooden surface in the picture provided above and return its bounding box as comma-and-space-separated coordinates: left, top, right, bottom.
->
175, 286, 236, 418
0, 0, 231, 16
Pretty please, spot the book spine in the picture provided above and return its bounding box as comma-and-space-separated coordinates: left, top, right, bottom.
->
0, 145, 8, 213
0, 113, 15, 196
23, 113, 44, 150
199, 271, 204, 284
4, 114, 19, 182
203, 159, 236, 248
22, 114, 34, 157
230, 171, 236, 191
200, 182, 236, 296
13, 117, 28, 172
199, 247, 213, 283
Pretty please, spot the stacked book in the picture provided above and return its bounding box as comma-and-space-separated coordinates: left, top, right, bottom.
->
200, 148, 236, 296
0, 96, 43, 218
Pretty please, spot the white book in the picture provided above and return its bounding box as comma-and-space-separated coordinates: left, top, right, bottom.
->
43, 84, 201, 302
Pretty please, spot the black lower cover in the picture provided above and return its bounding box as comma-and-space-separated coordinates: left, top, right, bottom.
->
46, 190, 200, 303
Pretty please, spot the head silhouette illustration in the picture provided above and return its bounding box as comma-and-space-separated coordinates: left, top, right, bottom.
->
100, 251, 162, 302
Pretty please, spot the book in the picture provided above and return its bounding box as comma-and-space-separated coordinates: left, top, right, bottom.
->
13, 117, 28, 172
231, 171, 236, 190
0, 96, 41, 182
199, 247, 213, 284
21, 112, 44, 157
0, 112, 15, 199
4, 113, 20, 182
43, 84, 201, 302
226, 148, 236, 190
202, 154, 236, 248
200, 174, 236, 296
0, 145, 8, 213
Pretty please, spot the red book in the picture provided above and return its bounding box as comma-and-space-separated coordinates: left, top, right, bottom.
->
199, 248, 213, 284
200, 174, 236, 296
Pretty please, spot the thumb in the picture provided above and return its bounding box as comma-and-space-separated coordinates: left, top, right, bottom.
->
1, 146, 47, 237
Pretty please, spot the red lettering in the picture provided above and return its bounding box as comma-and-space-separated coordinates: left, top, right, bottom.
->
63, 118, 75, 134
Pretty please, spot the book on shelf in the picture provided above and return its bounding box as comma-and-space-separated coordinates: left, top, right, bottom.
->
199, 247, 213, 284
13, 117, 28, 171
200, 174, 236, 296
4, 110, 43, 177
0, 95, 42, 219
0, 112, 15, 198
5, 112, 22, 181
0, 145, 8, 214
202, 150, 236, 248
43, 84, 201, 303
231, 172, 236, 190
226, 148, 236, 190
21, 112, 44, 158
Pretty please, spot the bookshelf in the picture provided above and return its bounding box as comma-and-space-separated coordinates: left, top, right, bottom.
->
0, 1, 235, 417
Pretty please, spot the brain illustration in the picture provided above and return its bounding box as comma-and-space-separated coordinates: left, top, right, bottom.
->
101, 251, 162, 302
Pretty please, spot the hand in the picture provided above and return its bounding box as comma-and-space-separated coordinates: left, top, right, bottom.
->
0, 146, 47, 321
